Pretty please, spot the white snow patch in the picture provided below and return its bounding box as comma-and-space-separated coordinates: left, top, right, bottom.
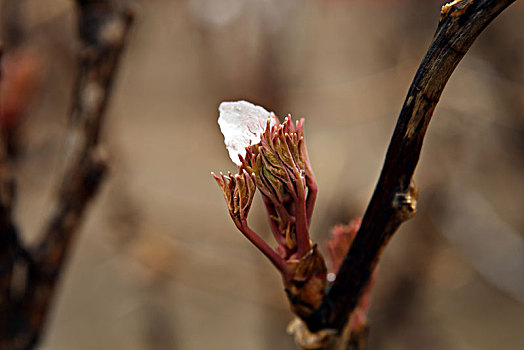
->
218, 100, 277, 165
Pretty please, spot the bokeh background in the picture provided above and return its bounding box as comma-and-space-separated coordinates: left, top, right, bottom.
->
1, 0, 523, 349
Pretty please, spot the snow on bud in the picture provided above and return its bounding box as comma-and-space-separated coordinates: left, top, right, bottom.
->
218, 100, 277, 165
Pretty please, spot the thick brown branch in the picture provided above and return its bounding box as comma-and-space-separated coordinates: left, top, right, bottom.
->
305, 0, 517, 333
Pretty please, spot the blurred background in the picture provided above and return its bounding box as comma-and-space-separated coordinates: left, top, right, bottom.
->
1, 0, 523, 349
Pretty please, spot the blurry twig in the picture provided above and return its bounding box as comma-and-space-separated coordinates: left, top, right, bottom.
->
305, 0, 517, 335
0, 1, 134, 349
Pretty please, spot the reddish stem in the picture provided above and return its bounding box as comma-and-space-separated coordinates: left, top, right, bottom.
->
261, 195, 288, 247
305, 177, 317, 228
238, 220, 290, 277
294, 176, 311, 257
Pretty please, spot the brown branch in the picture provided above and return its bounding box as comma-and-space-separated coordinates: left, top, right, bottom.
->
305, 0, 517, 333
0, 42, 25, 350
32, 0, 134, 279
0, 2, 134, 349
0, 42, 13, 347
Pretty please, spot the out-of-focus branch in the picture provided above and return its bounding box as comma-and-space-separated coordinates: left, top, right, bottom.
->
25, 1, 134, 347
0, 42, 24, 350
0, 1, 134, 349
0, 42, 12, 346
31, 0, 134, 287
305, 0, 517, 333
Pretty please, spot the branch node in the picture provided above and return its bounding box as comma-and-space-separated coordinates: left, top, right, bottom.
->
392, 180, 418, 221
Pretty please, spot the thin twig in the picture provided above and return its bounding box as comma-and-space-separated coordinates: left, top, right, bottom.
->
305, 0, 517, 333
